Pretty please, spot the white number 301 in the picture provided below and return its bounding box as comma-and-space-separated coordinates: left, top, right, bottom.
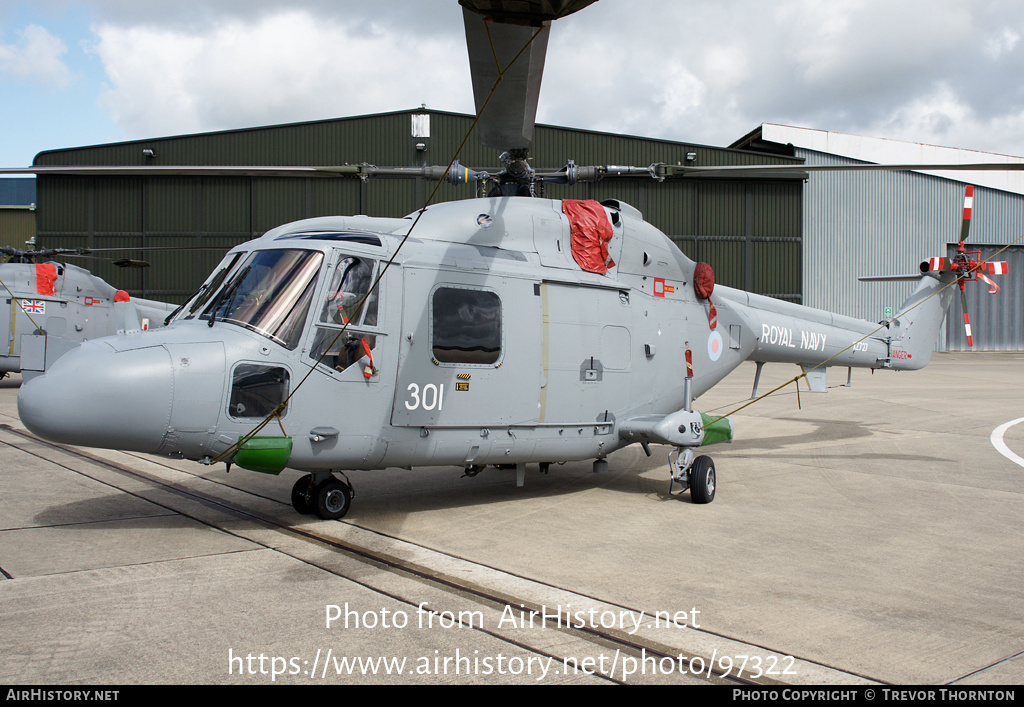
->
405, 383, 444, 411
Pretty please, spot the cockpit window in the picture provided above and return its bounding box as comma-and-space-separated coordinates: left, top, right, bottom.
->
182, 251, 244, 320
310, 255, 381, 375
229, 364, 290, 419
320, 256, 378, 327
204, 249, 323, 350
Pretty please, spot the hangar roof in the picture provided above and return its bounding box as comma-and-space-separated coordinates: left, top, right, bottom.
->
733, 123, 1024, 196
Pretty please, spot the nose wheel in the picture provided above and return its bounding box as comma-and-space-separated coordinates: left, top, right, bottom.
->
689, 455, 716, 504
291, 472, 354, 520
668, 449, 716, 504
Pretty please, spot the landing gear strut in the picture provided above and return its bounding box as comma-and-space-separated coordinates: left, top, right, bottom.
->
668, 448, 716, 504
666, 355, 718, 504
291, 472, 355, 520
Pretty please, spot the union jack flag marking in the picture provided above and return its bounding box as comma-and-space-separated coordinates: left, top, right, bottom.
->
21, 299, 45, 314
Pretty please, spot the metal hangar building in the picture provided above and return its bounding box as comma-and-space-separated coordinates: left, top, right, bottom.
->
25, 111, 1023, 351
29, 108, 806, 306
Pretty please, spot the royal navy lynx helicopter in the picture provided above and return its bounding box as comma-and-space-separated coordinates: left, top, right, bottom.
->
11, 0, 1019, 519
0, 246, 176, 378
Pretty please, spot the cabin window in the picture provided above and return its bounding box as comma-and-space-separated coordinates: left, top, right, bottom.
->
431, 287, 501, 365
229, 364, 290, 418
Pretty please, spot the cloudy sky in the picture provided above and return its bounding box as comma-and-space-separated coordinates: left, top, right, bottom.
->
2, 0, 1024, 168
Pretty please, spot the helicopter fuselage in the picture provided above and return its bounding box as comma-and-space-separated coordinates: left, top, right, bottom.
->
16, 196, 954, 484
1, 260, 175, 375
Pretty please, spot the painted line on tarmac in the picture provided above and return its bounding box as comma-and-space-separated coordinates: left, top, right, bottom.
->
991, 417, 1024, 468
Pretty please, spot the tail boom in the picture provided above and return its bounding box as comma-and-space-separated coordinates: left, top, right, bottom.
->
718, 272, 956, 374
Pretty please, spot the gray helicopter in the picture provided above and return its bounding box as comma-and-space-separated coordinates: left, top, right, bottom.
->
9, 0, 1018, 519
0, 248, 176, 378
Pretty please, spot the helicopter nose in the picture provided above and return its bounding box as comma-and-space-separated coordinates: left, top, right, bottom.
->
18, 340, 174, 453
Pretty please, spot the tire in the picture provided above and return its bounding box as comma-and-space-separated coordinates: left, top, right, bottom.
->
315, 478, 352, 520
291, 474, 314, 515
689, 455, 716, 504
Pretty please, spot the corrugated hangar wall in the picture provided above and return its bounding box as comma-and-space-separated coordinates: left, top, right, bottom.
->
799, 148, 1024, 351
33, 109, 804, 304
0, 208, 35, 251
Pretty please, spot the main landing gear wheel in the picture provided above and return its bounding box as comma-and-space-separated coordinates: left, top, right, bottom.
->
291, 473, 354, 520
689, 455, 716, 504
314, 478, 353, 520
291, 474, 314, 515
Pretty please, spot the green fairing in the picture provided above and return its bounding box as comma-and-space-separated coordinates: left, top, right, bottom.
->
700, 413, 733, 446
233, 436, 293, 475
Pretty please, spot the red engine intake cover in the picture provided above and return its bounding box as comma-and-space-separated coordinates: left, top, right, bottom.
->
694, 262, 715, 300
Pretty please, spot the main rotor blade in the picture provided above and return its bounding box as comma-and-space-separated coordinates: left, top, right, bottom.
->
3, 160, 1024, 181
0, 165, 349, 178
75, 245, 228, 254
857, 274, 923, 282
55, 254, 152, 268
463, 8, 550, 152
459, 1, 597, 152
459, 0, 598, 25
656, 162, 1024, 178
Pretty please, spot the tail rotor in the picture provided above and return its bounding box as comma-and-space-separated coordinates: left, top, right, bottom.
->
921, 185, 1008, 348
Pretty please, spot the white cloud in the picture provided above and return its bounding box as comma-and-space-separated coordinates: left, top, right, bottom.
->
90, 7, 473, 138
872, 83, 1024, 157
0, 24, 73, 89
535, 1, 1024, 155
56, 0, 1024, 158
984, 27, 1020, 60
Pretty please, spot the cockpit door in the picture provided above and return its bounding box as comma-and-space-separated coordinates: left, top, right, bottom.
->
305, 250, 386, 382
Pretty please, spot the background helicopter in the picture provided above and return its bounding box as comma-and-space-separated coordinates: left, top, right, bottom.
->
8, 0, 1023, 520
0, 245, 176, 379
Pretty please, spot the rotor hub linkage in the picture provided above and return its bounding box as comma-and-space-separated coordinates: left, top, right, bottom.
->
500, 150, 532, 180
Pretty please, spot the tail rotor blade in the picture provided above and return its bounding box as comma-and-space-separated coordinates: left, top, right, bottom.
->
960, 185, 974, 245
978, 271, 1001, 294
960, 288, 974, 347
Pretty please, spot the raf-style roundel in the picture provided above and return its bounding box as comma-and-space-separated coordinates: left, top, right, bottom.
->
707, 331, 724, 362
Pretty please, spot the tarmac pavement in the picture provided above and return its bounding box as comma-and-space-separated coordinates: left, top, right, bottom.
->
2, 353, 1023, 685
